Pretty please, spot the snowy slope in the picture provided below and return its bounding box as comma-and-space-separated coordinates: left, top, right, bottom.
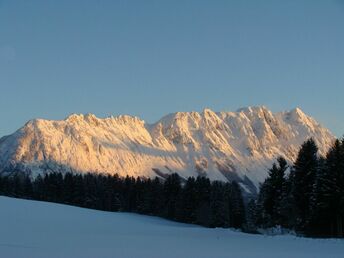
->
0, 106, 335, 194
0, 196, 343, 258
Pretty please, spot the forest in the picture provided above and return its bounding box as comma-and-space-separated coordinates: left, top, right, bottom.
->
252, 138, 344, 238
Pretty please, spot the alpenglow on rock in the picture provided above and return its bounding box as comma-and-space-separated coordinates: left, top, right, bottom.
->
0, 106, 335, 194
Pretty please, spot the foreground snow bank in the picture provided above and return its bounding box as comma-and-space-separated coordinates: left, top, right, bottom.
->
0, 196, 343, 258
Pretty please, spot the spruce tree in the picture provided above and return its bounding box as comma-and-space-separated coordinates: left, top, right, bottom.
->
256, 157, 288, 227
312, 139, 344, 237
228, 181, 245, 229
195, 176, 211, 226
270, 157, 288, 226
33, 174, 45, 200
290, 138, 319, 232
246, 199, 258, 232
163, 173, 181, 220
150, 177, 164, 216
178, 177, 197, 223
209, 181, 226, 228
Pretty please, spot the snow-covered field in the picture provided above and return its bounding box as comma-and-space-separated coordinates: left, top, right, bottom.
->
1, 196, 343, 258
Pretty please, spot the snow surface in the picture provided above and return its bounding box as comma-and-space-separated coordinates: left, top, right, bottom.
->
0, 106, 335, 194
0, 196, 343, 258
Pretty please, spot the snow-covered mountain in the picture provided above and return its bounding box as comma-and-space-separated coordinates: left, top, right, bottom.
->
0, 106, 335, 194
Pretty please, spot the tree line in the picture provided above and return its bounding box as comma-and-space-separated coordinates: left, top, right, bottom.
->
250, 138, 344, 238
0, 171, 246, 229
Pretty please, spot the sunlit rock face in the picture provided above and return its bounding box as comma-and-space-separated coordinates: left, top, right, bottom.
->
0, 106, 335, 194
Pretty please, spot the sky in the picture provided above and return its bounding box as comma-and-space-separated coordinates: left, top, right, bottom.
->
0, 0, 343, 137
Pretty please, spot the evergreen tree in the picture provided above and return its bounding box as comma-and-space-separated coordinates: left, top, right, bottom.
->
22, 174, 33, 199
0, 175, 3, 194
178, 177, 198, 223
246, 199, 258, 232
258, 157, 288, 227
163, 173, 181, 220
279, 174, 294, 228
209, 181, 227, 228
228, 181, 245, 229
312, 139, 344, 237
135, 177, 147, 214
149, 177, 164, 216
62, 173, 75, 204
195, 176, 211, 226
73, 174, 85, 206
33, 174, 45, 200
122, 176, 136, 211
290, 138, 319, 232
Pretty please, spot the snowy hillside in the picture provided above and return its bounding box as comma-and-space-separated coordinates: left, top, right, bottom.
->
0, 106, 334, 194
0, 196, 343, 258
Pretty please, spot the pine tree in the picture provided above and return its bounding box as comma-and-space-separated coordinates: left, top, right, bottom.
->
122, 176, 136, 211
228, 181, 245, 229
209, 181, 226, 228
0, 175, 3, 195
290, 138, 319, 232
269, 157, 288, 226
195, 176, 211, 226
149, 177, 164, 216
178, 177, 198, 223
135, 177, 146, 213
312, 139, 344, 237
73, 174, 85, 207
22, 174, 33, 199
279, 174, 294, 229
256, 157, 288, 227
246, 199, 258, 232
163, 173, 181, 220
33, 174, 45, 200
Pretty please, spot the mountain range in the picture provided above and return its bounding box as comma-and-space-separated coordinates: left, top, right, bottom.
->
0, 106, 334, 194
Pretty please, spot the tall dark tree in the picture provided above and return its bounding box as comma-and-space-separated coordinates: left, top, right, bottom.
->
149, 177, 164, 216
33, 174, 45, 200
228, 181, 245, 229
246, 199, 258, 232
209, 181, 227, 227
178, 177, 198, 223
312, 139, 344, 237
163, 173, 181, 220
290, 138, 319, 232
257, 157, 288, 227
22, 174, 33, 199
195, 176, 211, 226
122, 176, 136, 212
135, 177, 146, 214
278, 174, 294, 229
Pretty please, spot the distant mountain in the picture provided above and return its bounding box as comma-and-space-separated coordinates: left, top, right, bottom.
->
0, 106, 335, 194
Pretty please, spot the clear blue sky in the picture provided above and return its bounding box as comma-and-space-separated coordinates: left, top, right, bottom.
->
0, 0, 343, 137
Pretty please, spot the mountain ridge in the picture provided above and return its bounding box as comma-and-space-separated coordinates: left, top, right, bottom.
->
0, 106, 335, 194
